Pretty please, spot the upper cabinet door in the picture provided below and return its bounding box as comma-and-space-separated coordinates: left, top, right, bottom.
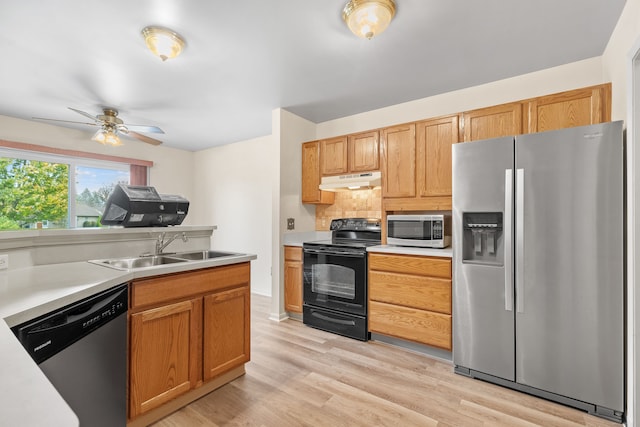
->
463, 102, 523, 142
301, 141, 334, 205
524, 84, 611, 133
348, 130, 380, 173
320, 136, 348, 176
416, 115, 459, 198
381, 123, 416, 198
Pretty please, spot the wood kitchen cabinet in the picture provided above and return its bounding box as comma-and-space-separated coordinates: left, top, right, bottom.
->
368, 253, 452, 350
320, 131, 380, 176
128, 262, 251, 423
348, 130, 380, 173
301, 83, 612, 212
523, 83, 611, 133
380, 123, 416, 199
302, 141, 335, 205
284, 246, 303, 313
203, 286, 250, 380
416, 114, 460, 200
320, 136, 349, 176
381, 117, 458, 212
130, 298, 201, 418
462, 101, 523, 142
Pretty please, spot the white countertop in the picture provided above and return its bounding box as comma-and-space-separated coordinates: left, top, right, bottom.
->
367, 245, 453, 258
0, 253, 256, 427
282, 231, 332, 247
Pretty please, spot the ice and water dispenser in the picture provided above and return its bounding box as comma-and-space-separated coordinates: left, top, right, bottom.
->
462, 212, 503, 265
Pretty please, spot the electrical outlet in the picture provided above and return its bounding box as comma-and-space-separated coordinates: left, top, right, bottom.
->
287, 218, 295, 230
0, 254, 8, 270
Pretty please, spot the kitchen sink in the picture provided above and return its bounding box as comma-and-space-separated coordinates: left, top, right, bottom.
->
89, 250, 243, 271
171, 250, 240, 260
90, 255, 187, 270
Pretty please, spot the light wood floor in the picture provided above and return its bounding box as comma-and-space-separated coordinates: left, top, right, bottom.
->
153, 294, 620, 427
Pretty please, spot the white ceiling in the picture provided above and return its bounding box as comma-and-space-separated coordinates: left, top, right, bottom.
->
0, 1, 626, 151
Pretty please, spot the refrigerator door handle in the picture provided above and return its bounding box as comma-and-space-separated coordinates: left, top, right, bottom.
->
504, 169, 513, 312
516, 168, 525, 313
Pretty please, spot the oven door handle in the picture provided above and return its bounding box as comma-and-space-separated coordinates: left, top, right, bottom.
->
304, 248, 365, 258
310, 311, 357, 326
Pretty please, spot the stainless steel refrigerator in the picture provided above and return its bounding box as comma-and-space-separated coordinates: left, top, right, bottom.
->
452, 121, 624, 422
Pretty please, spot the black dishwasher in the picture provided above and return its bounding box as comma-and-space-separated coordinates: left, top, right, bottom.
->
12, 283, 128, 427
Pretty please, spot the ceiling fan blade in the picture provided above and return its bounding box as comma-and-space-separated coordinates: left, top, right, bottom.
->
126, 130, 163, 146
68, 107, 99, 122
125, 124, 165, 134
32, 117, 100, 127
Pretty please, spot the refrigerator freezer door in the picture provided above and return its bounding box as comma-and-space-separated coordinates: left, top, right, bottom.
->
452, 136, 515, 381
515, 121, 624, 412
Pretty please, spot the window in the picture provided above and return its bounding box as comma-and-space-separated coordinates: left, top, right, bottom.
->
75, 164, 130, 228
0, 147, 148, 230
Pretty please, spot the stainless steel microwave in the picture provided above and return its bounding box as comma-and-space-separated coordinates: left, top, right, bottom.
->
387, 214, 451, 248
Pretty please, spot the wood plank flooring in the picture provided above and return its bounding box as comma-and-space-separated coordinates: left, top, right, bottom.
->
152, 294, 620, 427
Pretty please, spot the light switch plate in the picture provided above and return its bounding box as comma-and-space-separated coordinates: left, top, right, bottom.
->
287, 218, 295, 230
0, 254, 8, 270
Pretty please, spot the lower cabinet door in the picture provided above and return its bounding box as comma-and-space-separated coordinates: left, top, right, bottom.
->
284, 259, 303, 313
369, 300, 452, 350
129, 298, 201, 418
203, 286, 251, 381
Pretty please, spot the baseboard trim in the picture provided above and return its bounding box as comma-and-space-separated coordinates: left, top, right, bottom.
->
268, 312, 289, 322
370, 333, 452, 363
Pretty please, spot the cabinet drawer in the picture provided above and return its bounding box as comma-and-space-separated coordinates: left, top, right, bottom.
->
369, 271, 451, 314
284, 246, 303, 262
369, 301, 451, 350
369, 253, 451, 278
131, 262, 251, 309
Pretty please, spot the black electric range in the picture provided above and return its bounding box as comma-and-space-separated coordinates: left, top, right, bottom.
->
302, 218, 381, 341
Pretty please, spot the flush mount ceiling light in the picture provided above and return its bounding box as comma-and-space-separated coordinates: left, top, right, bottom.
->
92, 124, 123, 147
141, 26, 185, 61
342, 0, 396, 40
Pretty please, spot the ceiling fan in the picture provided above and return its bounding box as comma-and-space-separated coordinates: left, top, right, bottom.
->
33, 107, 164, 146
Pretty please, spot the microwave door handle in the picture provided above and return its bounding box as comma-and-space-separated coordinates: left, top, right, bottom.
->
504, 169, 513, 312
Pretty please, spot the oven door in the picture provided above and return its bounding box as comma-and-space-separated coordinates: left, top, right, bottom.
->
303, 245, 367, 316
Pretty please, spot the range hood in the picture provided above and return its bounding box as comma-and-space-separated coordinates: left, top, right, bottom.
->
319, 171, 381, 191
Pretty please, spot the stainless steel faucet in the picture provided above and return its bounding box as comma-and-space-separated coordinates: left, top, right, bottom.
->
155, 232, 188, 254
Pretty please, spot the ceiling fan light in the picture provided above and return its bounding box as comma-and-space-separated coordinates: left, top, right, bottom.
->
142, 26, 185, 61
104, 132, 123, 147
92, 128, 122, 147
92, 128, 107, 144
342, 0, 396, 40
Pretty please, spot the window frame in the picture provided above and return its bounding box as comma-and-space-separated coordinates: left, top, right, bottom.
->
0, 140, 152, 230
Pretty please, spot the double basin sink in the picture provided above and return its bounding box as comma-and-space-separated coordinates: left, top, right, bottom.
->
90, 250, 242, 271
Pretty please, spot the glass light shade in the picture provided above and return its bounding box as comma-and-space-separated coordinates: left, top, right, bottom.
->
92, 128, 123, 146
342, 0, 396, 40
141, 26, 185, 61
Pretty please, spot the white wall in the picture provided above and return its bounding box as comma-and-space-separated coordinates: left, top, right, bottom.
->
191, 134, 276, 296
270, 109, 317, 320
0, 115, 196, 222
603, 0, 640, 120
279, 109, 317, 234
315, 57, 604, 139
601, 0, 640, 425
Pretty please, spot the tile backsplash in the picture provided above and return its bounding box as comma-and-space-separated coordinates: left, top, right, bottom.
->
315, 188, 382, 230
